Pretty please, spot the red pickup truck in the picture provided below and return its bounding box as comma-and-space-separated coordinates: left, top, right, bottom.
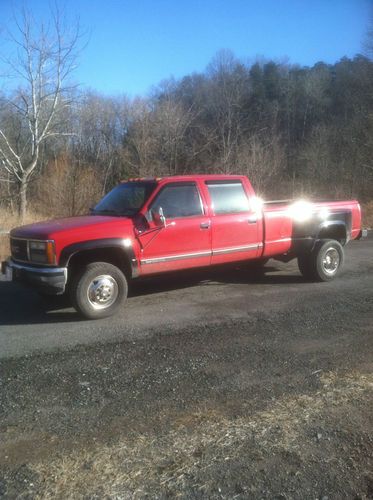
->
2, 175, 365, 319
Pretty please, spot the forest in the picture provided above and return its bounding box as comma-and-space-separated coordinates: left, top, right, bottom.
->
1, 14, 373, 221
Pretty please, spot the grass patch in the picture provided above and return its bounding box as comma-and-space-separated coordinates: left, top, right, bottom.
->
0, 235, 10, 262
29, 370, 373, 498
0, 209, 45, 261
0, 208, 45, 232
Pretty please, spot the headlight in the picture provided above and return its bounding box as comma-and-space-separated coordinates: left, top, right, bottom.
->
29, 241, 46, 251
29, 240, 56, 265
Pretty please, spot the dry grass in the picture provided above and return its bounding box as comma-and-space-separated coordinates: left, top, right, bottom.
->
0, 209, 45, 261
0, 237, 10, 262
30, 370, 373, 499
362, 201, 373, 228
0, 208, 45, 232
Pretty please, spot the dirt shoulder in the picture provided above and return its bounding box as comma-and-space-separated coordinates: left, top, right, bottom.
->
0, 287, 372, 499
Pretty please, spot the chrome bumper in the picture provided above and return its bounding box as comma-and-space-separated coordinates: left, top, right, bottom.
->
1, 258, 68, 295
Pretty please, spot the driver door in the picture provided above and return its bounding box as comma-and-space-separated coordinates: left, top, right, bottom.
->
138, 182, 212, 275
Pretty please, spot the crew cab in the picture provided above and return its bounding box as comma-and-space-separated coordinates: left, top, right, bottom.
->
1, 175, 365, 319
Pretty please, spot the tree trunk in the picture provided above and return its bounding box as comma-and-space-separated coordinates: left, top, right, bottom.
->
19, 178, 28, 221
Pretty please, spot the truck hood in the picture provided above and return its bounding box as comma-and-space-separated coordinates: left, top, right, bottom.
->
10, 215, 135, 240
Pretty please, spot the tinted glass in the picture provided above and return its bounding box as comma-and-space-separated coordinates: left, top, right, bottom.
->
150, 184, 203, 219
207, 182, 250, 214
93, 182, 157, 216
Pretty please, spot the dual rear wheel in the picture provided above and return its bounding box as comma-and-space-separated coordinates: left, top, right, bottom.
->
298, 239, 344, 282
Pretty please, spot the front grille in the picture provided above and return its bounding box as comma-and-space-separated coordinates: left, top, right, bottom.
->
10, 238, 28, 262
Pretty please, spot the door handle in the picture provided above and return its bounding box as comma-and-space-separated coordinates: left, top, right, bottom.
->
247, 215, 257, 224
200, 221, 210, 229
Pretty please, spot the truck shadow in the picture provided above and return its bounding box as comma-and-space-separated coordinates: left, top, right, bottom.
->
0, 262, 304, 325
129, 264, 304, 297
0, 282, 80, 325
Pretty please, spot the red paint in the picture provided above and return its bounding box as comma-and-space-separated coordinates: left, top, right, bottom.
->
10, 175, 363, 275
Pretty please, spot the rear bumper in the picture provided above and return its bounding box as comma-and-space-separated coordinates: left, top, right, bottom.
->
1, 259, 67, 295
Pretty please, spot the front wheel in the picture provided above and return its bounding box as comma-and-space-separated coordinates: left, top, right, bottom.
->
70, 262, 128, 319
298, 239, 344, 282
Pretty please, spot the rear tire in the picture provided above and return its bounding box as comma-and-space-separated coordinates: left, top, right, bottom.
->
298, 239, 344, 282
70, 262, 128, 319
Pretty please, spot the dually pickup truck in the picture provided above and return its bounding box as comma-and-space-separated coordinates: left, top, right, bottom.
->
1, 175, 366, 319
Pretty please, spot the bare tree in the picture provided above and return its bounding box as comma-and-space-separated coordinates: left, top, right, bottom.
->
152, 88, 197, 175
123, 98, 158, 177
206, 50, 247, 172
0, 7, 81, 218
35, 154, 101, 217
69, 92, 131, 193
237, 132, 286, 196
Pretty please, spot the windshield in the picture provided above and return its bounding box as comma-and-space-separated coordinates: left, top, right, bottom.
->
92, 182, 157, 216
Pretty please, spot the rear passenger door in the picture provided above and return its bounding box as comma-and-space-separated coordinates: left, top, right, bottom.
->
139, 182, 212, 274
205, 180, 261, 265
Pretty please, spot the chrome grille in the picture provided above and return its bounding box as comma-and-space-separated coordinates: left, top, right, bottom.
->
10, 238, 28, 262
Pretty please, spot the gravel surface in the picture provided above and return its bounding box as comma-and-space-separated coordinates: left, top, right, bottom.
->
0, 236, 372, 498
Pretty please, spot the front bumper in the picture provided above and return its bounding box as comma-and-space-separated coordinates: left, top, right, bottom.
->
1, 259, 67, 295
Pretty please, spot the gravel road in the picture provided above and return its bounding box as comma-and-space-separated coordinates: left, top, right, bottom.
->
1, 235, 372, 359
0, 236, 372, 498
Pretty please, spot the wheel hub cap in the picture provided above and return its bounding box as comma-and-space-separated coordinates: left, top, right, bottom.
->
87, 275, 118, 310
322, 248, 340, 275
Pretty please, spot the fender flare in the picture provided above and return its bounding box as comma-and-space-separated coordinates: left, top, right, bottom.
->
315, 220, 348, 243
59, 238, 139, 278
291, 211, 351, 256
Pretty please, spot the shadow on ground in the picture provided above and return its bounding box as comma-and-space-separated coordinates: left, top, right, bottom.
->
0, 262, 303, 326
129, 263, 303, 297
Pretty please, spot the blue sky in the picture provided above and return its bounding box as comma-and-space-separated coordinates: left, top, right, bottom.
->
0, 0, 371, 96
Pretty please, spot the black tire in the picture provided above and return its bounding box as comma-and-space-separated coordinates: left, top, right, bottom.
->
70, 262, 128, 319
298, 239, 344, 282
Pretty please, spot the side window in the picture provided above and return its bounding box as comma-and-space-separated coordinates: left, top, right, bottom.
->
206, 182, 250, 214
150, 184, 203, 219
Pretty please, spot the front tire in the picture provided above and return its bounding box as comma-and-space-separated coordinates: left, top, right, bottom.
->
298, 239, 344, 282
70, 262, 128, 319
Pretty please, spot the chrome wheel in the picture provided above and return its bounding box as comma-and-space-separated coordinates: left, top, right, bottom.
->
322, 247, 340, 275
298, 239, 344, 282
87, 274, 118, 310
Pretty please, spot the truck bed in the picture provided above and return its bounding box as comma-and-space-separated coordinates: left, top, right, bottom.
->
261, 198, 362, 259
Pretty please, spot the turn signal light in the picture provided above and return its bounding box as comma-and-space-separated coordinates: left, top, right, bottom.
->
46, 241, 56, 265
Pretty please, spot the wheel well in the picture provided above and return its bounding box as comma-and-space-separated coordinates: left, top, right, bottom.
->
67, 248, 132, 281
318, 224, 347, 245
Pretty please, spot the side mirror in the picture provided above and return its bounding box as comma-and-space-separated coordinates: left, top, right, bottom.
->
151, 207, 166, 227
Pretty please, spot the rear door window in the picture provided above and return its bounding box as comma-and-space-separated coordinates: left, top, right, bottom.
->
206, 181, 250, 214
